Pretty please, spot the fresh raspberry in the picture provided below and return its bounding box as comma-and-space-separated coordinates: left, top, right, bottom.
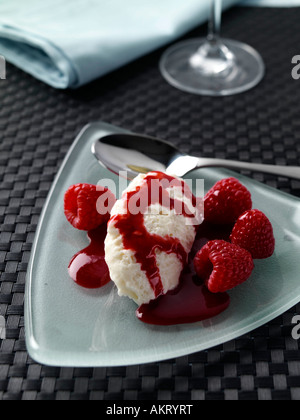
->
230, 209, 275, 259
64, 184, 116, 231
204, 178, 252, 224
194, 240, 254, 293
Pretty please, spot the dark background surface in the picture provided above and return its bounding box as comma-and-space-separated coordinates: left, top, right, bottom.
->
1, 6, 300, 400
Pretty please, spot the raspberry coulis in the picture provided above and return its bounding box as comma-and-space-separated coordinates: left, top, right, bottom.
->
136, 221, 231, 325
68, 172, 231, 325
68, 224, 111, 289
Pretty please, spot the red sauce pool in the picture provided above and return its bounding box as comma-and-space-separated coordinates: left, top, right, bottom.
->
136, 271, 229, 326
68, 172, 232, 325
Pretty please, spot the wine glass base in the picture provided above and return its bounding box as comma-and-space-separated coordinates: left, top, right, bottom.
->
160, 38, 265, 96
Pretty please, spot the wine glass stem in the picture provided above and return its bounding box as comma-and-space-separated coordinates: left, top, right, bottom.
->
190, 0, 234, 76
208, 0, 222, 43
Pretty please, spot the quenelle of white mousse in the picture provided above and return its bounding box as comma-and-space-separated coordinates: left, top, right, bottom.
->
105, 172, 203, 306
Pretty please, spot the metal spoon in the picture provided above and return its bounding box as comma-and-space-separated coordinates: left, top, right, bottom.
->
92, 133, 300, 181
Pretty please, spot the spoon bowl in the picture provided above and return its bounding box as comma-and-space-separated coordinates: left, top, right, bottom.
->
92, 133, 181, 180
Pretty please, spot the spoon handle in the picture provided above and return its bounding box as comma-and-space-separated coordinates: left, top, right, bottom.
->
197, 158, 300, 180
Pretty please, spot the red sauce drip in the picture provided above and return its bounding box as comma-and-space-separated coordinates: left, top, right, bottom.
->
111, 172, 196, 298
136, 221, 231, 325
68, 224, 111, 289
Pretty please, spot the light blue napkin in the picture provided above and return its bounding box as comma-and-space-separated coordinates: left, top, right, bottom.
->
0, 0, 298, 89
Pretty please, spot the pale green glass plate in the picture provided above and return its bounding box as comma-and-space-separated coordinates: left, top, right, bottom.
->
25, 122, 300, 367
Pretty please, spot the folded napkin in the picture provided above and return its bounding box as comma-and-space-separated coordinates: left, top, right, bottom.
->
0, 0, 298, 89
0, 0, 240, 89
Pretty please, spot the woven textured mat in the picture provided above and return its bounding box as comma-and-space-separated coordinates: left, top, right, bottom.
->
1, 6, 300, 400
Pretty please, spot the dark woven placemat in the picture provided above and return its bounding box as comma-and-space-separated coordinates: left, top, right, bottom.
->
1, 6, 300, 400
